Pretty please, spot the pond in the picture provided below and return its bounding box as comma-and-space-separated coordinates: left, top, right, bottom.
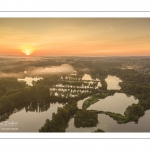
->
82, 74, 92, 80
18, 77, 43, 86
0, 102, 63, 132
87, 93, 138, 115
66, 110, 150, 132
105, 75, 122, 90
65, 93, 149, 132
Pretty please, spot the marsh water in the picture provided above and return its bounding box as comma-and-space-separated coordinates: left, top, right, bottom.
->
1, 74, 150, 132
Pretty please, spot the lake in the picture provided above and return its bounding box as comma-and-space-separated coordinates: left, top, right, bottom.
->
87, 93, 138, 115
66, 110, 150, 132
0, 102, 63, 132
66, 93, 149, 132
65, 92, 141, 132
0, 92, 149, 132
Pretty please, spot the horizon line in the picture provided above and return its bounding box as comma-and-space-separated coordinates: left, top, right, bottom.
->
1, 55, 150, 58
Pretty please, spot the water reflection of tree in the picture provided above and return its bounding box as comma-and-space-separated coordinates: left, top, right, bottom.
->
39, 102, 50, 112
0, 104, 25, 122
25, 102, 50, 113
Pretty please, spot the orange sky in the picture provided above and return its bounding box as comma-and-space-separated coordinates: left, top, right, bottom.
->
0, 18, 150, 56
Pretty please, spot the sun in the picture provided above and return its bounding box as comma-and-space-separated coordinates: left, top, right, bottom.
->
20, 46, 34, 56
25, 49, 31, 56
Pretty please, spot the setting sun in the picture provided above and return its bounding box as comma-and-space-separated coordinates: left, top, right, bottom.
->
22, 49, 33, 56
25, 49, 31, 56
20, 45, 34, 56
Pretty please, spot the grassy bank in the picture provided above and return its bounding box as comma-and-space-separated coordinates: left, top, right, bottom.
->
82, 96, 99, 110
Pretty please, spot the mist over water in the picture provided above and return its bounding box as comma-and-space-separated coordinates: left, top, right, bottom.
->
0, 64, 75, 78
30, 64, 75, 75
